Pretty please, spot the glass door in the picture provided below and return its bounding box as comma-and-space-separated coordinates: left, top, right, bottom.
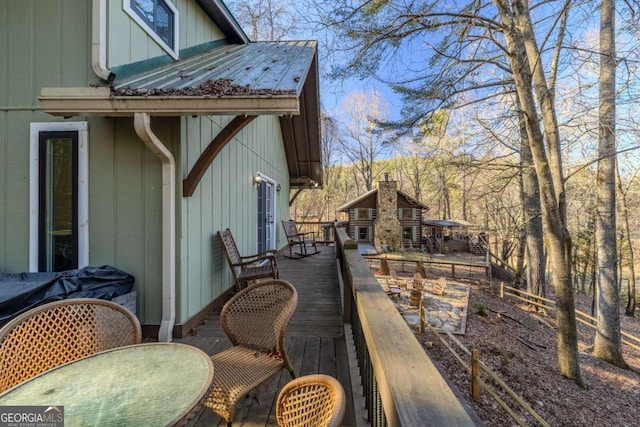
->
257, 178, 275, 253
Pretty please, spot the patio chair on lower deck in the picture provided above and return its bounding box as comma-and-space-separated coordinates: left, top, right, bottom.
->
204, 280, 298, 426
218, 228, 279, 292
0, 298, 141, 393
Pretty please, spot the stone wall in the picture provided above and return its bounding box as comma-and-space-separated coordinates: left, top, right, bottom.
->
374, 179, 401, 251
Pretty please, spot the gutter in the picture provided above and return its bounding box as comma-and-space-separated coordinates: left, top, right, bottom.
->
134, 112, 176, 342
92, 0, 115, 82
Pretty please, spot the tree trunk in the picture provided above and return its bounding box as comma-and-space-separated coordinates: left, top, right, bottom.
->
494, 0, 583, 384
518, 104, 546, 297
593, 0, 626, 367
617, 167, 636, 316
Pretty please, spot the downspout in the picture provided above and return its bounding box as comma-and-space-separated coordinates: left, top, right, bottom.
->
92, 0, 115, 82
134, 113, 176, 342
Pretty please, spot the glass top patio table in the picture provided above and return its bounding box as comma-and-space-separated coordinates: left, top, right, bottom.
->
0, 342, 214, 426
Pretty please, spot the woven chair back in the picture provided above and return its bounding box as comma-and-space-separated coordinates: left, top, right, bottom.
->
221, 280, 297, 352
282, 220, 300, 239
276, 374, 346, 427
0, 298, 141, 393
218, 229, 242, 266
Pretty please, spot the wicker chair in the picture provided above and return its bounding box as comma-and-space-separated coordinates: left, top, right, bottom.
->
218, 228, 279, 292
0, 298, 141, 393
276, 374, 346, 427
204, 280, 298, 426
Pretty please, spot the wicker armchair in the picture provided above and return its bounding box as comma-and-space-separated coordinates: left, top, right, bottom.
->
0, 298, 141, 393
204, 280, 298, 426
276, 374, 346, 427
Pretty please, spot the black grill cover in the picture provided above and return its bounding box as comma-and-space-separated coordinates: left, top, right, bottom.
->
0, 265, 134, 326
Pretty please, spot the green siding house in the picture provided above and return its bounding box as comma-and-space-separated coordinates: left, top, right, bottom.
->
0, 0, 322, 341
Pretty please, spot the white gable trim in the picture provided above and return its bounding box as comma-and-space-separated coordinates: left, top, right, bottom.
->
123, 0, 180, 60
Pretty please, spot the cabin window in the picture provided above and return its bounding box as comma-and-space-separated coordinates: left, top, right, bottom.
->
402, 208, 413, 219
358, 227, 368, 241
124, 0, 179, 59
358, 208, 369, 219
30, 123, 88, 272
403, 227, 413, 240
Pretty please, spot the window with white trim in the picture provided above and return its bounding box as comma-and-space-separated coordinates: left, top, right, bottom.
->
30, 123, 89, 272
124, 0, 179, 59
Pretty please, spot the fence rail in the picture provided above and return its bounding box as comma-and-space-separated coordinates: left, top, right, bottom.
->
419, 303, 550, 427
364, 256, 490, 280
500, 283, 640, 351
292, 221, 336, 243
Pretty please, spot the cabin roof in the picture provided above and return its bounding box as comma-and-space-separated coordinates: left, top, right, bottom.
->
337, 188, 429, 212
422, 219, 474, 228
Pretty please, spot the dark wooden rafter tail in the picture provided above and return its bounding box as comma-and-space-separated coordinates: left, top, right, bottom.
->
183, 115, 257, 196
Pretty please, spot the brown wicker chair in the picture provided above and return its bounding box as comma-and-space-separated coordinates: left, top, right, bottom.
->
204, 280, 298, 426
276, 374, 346, 427
218, 228, 279, 292
0, 298, 141, 393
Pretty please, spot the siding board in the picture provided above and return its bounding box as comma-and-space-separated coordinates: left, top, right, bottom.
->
0, 1, 8, 105
179, 115, 291, 323
6, 1, 33, 106
0, 112, 6, 271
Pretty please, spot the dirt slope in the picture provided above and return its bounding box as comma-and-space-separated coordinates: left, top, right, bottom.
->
413, 280, 640, 426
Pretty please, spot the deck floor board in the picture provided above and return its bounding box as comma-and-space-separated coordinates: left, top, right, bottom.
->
180, 245, 356, 426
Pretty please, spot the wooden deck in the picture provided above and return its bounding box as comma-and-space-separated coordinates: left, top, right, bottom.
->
179, 246, 357, 426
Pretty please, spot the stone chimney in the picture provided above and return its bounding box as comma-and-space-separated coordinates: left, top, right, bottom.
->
374, 174, 401, 252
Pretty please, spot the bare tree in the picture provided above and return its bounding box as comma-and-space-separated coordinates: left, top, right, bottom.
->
225, 0, 297, 40
517, 104, 546, 297
335, 90, 392, 191
593, 0, 626, 367
315, 0, 583, 382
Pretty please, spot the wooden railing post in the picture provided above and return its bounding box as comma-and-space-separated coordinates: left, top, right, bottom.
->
471, 349, 480, 400
500, 282, 504, 299
419, 300, 425, 333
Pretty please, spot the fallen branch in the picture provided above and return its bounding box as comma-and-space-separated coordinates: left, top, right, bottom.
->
487, 307, 527, 327
518, 335, 547, 350
516, 336, 537, 351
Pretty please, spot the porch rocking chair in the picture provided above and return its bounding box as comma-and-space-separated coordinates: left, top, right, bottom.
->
217, 228, 279, 292
281, 220, 319, 259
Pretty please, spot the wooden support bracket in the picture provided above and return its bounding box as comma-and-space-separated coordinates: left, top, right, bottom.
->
183, 115, 257, 197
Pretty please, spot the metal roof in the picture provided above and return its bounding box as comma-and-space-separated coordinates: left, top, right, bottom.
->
422, 219, 474, 228
337, 188, 429, 212
39, 40, 322, 186
113, 41, 315, 96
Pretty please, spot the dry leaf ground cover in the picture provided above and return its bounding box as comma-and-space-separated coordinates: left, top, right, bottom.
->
408, 278, 640, 426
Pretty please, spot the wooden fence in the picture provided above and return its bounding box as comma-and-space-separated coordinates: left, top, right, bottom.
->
419, 302, 550, 427
365, 256, 490, 280
500, 283, 640, 351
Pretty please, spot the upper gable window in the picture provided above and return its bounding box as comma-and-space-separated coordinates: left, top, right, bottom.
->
124, 0, 179, 59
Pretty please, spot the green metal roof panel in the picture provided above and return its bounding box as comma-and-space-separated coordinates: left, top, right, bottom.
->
113, 41, 317, 96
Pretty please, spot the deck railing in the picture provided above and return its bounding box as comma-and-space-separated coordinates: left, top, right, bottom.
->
290, 221, 336, 244
334, 225, 476, 427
